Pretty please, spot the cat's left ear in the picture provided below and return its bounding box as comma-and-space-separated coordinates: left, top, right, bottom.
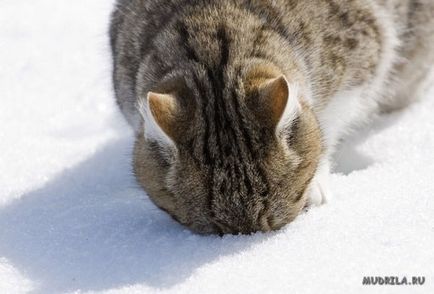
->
137, 92, 181, 146
250, 75, 301, 133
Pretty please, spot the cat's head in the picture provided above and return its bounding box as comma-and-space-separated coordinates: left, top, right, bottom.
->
134, 64, 323, 235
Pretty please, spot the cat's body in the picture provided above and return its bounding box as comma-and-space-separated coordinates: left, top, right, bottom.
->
110, 0, 434, 234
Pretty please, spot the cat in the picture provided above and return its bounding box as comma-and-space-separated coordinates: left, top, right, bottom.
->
110, 0, 434, 234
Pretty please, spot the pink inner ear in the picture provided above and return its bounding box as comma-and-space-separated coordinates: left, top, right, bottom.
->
147, 92, 178, 139
260, 76, 290, 126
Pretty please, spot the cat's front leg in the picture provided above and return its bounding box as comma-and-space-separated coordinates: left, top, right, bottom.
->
307, 158, 332, 206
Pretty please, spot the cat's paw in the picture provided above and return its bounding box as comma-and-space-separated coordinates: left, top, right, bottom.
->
307, 178, 332, 206
307, 161, 332, 206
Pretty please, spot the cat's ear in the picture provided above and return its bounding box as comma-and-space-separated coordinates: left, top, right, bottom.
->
140, 92, 180, 144
253, 75, 301, 132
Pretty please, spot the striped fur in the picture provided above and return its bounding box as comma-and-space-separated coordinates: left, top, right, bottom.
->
111, 0, 434, 234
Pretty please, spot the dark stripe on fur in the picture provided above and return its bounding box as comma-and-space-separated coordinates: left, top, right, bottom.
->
178, 22, 201, 63
241, 0, 297, 45
192, 74, 212, 165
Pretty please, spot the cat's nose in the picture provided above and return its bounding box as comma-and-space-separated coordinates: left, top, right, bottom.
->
236, 224, 272, 235
214, 222, 259, 235
227, 221, 273, 235
213, 214, 274, 235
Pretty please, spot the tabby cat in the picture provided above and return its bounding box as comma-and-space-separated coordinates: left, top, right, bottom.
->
110, 0, 434, 234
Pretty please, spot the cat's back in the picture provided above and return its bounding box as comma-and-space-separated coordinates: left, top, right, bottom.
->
110, 0, 223, 128
110, 0, 184, 48
110, 0, 431, 128
111, 0, 168, 128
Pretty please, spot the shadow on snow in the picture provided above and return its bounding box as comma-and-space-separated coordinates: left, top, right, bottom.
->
0, 137, 262, 293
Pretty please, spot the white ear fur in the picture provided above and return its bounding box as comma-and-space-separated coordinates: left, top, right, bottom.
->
276, 80, 301, 134
137, 94, 175, 146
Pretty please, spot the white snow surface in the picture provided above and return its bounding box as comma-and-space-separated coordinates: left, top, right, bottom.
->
1, 1, 433, 293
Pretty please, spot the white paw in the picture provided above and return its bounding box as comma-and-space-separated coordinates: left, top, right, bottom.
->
307, 160, 333, 206
307, 178, 332, 206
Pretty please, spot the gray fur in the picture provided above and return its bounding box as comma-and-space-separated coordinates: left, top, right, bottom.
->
111, 0, 434, 234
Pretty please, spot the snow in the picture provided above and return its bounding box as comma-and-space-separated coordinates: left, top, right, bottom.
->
0, 1, 433, 293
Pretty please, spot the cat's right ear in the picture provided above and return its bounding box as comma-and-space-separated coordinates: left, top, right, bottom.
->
138, 92, 180, 145
249, 75, 301, 133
